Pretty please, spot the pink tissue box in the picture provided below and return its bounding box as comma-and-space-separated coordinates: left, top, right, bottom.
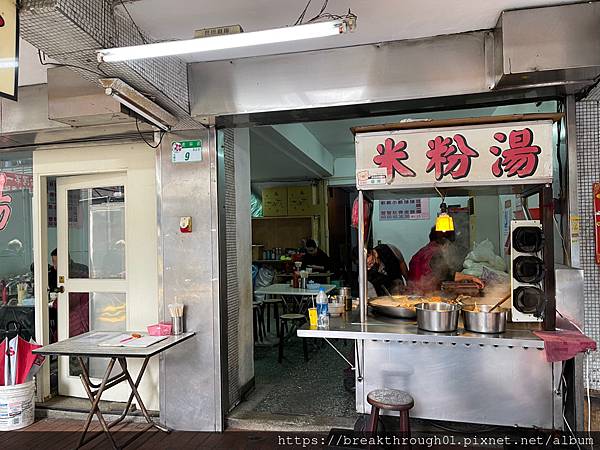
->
147, 322, 172, 336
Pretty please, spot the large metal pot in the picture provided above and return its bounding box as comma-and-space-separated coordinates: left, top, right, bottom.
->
462, 304, 508, 334
416, 302, 461, 332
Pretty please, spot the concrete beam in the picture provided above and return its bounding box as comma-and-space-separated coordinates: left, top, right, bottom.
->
252, 124, 334, 179
328, 157, 356, 187
271, 124, 334, 176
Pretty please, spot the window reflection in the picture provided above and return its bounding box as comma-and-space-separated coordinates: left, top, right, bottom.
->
0, 155, 35, 342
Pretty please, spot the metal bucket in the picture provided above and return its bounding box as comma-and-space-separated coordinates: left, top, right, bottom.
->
416, 302, 461, 332
462, 304, 508, 334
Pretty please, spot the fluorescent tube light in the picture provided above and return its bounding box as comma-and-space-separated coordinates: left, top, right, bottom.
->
100, 78, 177, 132
97, 19, 354, 62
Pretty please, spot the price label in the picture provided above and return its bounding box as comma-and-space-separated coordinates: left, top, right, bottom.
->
171, 140, 202, 164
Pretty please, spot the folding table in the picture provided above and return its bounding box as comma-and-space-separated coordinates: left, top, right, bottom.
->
33, 331, 195, 449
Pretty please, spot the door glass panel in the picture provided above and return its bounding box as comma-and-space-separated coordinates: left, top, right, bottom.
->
67, 186, 126, 279
68, 292, 126, 378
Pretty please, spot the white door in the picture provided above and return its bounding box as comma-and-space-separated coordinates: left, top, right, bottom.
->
56, 173, 130, 400
34, 142, 159, 408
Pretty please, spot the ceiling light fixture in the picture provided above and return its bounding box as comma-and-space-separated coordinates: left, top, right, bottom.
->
100, 78, 177, 132
97, 19, 356, 63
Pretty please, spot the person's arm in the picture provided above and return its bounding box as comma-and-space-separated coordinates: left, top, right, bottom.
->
454, 272, 485, 288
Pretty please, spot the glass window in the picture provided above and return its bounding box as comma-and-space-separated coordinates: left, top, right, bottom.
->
67, 186, 126, 279
0, 152, 35, 341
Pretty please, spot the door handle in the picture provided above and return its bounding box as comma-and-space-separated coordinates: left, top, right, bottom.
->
56, 286, 65, 294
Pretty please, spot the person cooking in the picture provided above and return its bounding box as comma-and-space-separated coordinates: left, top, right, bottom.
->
408, 227, 484, 293
366, 243, 409, 296
301, 239, 332, 272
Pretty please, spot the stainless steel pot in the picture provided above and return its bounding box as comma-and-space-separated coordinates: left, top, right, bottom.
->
339, 287, 352, 298
462, 304, 508, 333
416, 302, 461, 332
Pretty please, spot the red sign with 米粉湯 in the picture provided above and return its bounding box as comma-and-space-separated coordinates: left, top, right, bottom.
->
355, 119, 554, 190
594, 183, 600, 264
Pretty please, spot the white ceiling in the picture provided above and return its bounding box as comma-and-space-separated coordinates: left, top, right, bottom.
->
122, 0, 575, 62
249, 101, 557, 180
17, 0, 576, 84
302, 102, 558, 158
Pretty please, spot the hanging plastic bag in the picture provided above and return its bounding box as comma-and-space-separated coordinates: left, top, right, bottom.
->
253, 266, 275, 302
250, 193, 263, 218
469, 239, 496, 263
351, 197, 371, 229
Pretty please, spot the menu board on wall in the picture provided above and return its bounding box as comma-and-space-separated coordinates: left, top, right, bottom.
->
379, 198, 430, 221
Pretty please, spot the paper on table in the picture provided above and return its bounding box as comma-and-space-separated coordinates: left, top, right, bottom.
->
77, 332, 120, 344
97, 334, 168, 348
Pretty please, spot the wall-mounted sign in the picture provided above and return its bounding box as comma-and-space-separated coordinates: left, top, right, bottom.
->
355, 120, 554, 190
171, 140, 202, 164
594, 183, 600, 264
0, 0, 18, 101
379, 198, 430, 221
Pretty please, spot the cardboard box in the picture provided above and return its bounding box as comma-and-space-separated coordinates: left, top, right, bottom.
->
288, 185, 314, 216
251, 245, 264, 261
262, 187, 288, 216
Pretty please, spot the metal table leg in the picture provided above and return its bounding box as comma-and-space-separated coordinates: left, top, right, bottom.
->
76, 355, 169, 449
77, 357, 119, 449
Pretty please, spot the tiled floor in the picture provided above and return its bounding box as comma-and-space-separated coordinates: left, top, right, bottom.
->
227, 317, 358, 430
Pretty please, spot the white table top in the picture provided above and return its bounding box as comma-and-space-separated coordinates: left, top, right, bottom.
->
254, 283, 336, 296
33, 331, 195, 358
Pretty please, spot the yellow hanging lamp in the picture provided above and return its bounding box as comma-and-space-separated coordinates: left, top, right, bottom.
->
435, 202, 455, 232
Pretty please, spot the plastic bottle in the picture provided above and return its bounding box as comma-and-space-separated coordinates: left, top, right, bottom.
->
316, 288, 329, 328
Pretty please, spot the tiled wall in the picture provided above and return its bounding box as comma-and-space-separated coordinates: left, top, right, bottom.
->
576, 100, 600, 388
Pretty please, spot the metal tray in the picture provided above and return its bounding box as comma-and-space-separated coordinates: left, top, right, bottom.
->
368, 297, 417, 319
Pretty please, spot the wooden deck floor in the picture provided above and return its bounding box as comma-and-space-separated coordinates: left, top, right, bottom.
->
0, 419, 303, 449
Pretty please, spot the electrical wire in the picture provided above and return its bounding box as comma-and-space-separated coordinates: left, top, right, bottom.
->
294, 0, 313, 25
306, 0, 328, 22
118, 0, 149, 44
135, 118, 166, 149
293, 0, 356, 25
553, 215, 572, 267
562, 373, 583, 450
37, 49, 106, 77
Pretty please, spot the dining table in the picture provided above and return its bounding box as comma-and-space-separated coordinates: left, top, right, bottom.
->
254, 283, 336, 313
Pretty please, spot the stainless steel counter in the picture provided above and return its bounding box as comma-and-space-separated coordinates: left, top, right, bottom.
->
297, 311, 559, 429
297, 311, 544, 349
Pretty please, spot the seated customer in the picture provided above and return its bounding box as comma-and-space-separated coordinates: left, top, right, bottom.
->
301, 239, 331, 272
366, 243, 409, 296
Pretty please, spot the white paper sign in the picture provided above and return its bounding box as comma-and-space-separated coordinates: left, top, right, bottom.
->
355, 120, 554, 190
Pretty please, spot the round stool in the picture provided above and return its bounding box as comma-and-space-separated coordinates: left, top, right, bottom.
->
278, 313, 308, 363
367, 389, 414, 435
263, 298, 283, 335
252, 301, 266, 343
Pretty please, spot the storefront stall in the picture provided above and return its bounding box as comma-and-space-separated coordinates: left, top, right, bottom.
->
299, 114, 582, 429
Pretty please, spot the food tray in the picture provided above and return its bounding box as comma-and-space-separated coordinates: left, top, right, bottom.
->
368, 296, 417, 319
